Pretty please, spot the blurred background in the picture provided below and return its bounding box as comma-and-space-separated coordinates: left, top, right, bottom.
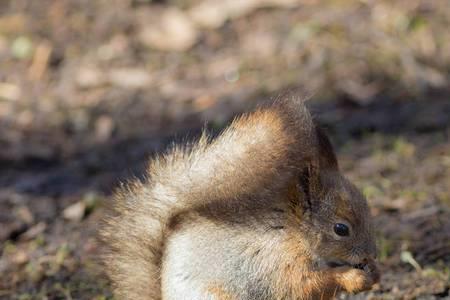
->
0, 0, 449, 299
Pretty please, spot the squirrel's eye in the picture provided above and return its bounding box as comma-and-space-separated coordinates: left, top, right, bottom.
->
333, 223, 350, 237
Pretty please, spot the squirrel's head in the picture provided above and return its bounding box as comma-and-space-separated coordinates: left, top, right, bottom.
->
286, 125, 379, 283
306, 171, 378, 273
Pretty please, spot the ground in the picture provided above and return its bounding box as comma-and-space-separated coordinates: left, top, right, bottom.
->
0, 0, 449, 299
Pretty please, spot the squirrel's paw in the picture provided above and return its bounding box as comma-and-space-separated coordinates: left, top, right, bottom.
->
335, 267, 378, 293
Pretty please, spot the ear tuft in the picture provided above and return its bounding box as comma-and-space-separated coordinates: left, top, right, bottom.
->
315, 125, 338, 170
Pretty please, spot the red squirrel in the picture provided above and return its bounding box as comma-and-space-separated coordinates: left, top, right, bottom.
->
100, 97, 380, 299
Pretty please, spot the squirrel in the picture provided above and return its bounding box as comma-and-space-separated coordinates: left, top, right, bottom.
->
99, 97, 380, 300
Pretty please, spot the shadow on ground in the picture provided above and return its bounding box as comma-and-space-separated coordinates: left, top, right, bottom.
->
1, 89, 449, 299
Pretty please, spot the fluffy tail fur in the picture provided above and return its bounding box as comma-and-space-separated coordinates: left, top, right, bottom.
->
99, 97, 321, 300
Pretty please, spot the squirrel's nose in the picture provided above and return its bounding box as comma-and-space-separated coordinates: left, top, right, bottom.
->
361, 256, 375, 264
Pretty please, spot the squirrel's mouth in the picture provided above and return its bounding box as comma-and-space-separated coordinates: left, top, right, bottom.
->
326, 259, 367, 270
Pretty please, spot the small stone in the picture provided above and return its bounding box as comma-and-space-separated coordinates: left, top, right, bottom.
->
108, 68, 151, 89
139, 8, 198, 51
76, 66, 106, 89
11, 250, 29, 265
63, 201, 86, 222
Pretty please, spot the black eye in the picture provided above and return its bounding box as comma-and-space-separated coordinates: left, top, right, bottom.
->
333, 223, 350, 237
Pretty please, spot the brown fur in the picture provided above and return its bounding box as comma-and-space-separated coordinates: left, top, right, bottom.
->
99, 96, 379, 299
207, 285, 237, 300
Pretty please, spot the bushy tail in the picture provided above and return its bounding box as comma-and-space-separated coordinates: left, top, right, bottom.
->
99, 96, 320, 300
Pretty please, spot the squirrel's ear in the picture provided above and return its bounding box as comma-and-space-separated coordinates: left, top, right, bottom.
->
315, 125, 338, 171
290, 125, 337, 212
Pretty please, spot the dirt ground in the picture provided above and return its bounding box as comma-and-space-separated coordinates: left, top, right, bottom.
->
0, 0, 449, 299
